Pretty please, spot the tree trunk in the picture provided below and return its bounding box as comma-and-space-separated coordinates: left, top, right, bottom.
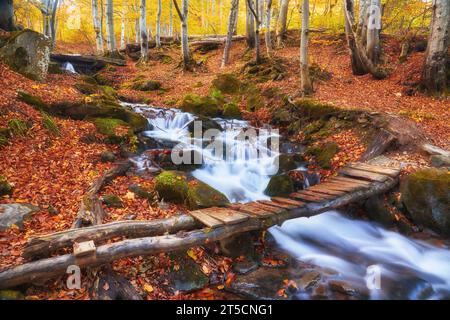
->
247, 0, 262, 64
92, 0, 104, 54
276, 0, 289, 47
140, 0, 149, 61
366, 0, 381, 64
421, 0, 449, 93
0, 0, 15, 31
120, 15, 126, 49
300, 0, 313, 94
245, 0, 256, 48
105, 0, 116, 51
265, 0, 273, 57
173, 0, 190, 68
344, 0, 367, 75
221, 0, 240, 67
156, 0, 162, 48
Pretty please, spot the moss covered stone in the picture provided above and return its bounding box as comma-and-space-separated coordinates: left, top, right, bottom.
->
17, 90, 48, 110
295, 100, 338, 119
75, 82, 100, 95
306, 142, 340, 169
222, 103, 242, 119
92, 118, 129, 136
401, 168, 450, 235
94, 73, 112, 86
264, 174, 295, 197
180, 94, 221, 117
211, 74, 241, 94
101, 194, 123, 208
274, 154, 298, 173
130, 80, 162, 91
0, 290, 24, 300
128, 184, 155, 201
187, 180, 230, 210
0, 176, 13, 196
154, 171, 189, 204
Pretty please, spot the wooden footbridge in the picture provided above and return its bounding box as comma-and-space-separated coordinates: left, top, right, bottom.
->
0, 162, 400, 289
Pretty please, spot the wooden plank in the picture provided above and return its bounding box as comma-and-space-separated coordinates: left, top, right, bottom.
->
226, 203, 273, 218
329, 176, 372, 186
271, 197, 306, 208
73, 241, 96, 257
290, 192, 328, 203
339, 167, 389, 182
299, 190, 336, 199
257, 200, 293, 209
348, 163, 400, 177
306, 186, 346, 196
202, 208, 249, 225
248, 202, 285, 214
315, 182, 359, 192
190, 210, 223, 228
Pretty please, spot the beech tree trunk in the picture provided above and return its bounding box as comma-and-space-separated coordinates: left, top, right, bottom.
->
106, 0, 116, 51
0, 0, 15, 31
221, 0, 240, 67
344, 0, 367, 75
245, 0, 256, 48
92, 0, 104, 54
421, 0, 449, 93
276, 0, 289, 47
265, 0, 273, 57
156, 0, 162, 48
140, 0, 149, 61
120, 14, 126, 49
300, 0, 313, 94
173, 0, 191, 68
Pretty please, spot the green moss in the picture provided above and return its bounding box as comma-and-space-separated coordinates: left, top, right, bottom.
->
276, 154, 298, 173
0, 136, 8, 147
401, 168, 450, 235
243, 83, 264, 112
101, 194, 123, 208
94, 73, 112, 86
130, 80, 162, 91
0, 176, 13, 196
92, 118, 129, 136
179, 94, 221, 117
187, 180, 230, 210
101, 85, 118, 99
0, 290, 24, 300
264, 175, 294, 197
41, 112, 60, 136
81, 75, 98, 85
295, 99, 338, 119
306, 142, 340, 169
7, 119, 28, 136
75, 82, 100, 95
211, 74, 241, 94
17, 90, 48, 110
309, 63, 332, 82
222, 103, 242, 119
154, 171, 189, 204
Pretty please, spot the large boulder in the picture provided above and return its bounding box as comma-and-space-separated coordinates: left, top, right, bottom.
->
401, 168, 450, 236
264, 174, 295, 197
0, 203, 39, 231
154, 171, 189, 204
179, 94, 221, 117
0, 30, 50, 81
187, 180, 230, 210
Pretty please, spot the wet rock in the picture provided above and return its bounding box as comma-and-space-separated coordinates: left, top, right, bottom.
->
401, 168, 450, 236
364, 195, 397, 227
279, 141, 305, 155
165, 252, 209, 293
431, 155, 450, 168
186, 180, 230, 210
274, 154, 298, 173
211, 74, 241, 94
233, 260, 259, 275
0, 29, 51, 81
328, 280, 357, 296
128, 184, 155, 201
220, 233, 259, 260
298, 271, 321, 290
180, 94, 221, 117
154, 171, 189, 204
100, 151, 117, 163
264, 174, 295, 197
101, 194, 123, 208
130, 80, 161, 91
0, 176, 13, 196
187, 116, 223, 134
305, 142, 340, 169
311, 284, 328, 299
0, 203, 39, 231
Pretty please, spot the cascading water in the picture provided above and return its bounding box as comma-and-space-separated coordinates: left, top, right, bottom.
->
124, 102, 450, 300
62, 62, 77, 74
269, 211, 450, 300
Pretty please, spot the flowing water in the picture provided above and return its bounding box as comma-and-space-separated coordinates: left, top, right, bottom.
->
126, 103, 450, 300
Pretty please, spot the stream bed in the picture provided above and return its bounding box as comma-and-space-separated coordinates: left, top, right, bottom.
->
125, 103, 450, 300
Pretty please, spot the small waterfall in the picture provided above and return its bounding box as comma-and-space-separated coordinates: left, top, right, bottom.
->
62, 62, 77, 74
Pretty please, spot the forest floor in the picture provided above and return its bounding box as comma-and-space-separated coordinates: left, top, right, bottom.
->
0, 33, 448, 299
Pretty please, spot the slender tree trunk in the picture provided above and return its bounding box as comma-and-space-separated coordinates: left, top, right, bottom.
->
357, 0, 367, 39
254, 0, 261, 63
50, 0, 59, 46
245, 0, 256, 48
140, 0, 149, 61
120, 15, 126, 49
366, 0, 381, 64
300, 0, 313, 94
276, 0, 289, 47
422, 0, 449, 93
173, 0, 190, 69
221, 0, 240, 67
92, 0, 104, 54
265, 0, 273, 57
105, 0, 116, 51
344, 0, 367, 75
156, 0, 162, 48
0, 0, 16, 31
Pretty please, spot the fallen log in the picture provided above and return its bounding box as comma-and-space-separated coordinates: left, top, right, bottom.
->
0, 177, 399, 289
51, 54, 126, 66
23, 215, 201, 260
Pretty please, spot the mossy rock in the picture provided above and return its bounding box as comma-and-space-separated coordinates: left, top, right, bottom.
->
274, 154, 298, 173
7, 119, 28, 136
91, 118, 129, 136
101, 194, 123, 208
75, 82, 100, 95
165, 251, 209, 293
306, 142, 340, 169
154, 171, 189, 204
101, 86, 118, 99
128, 184, 155, 201
94, 73, 112, 86
264, 174, 295, 197
211, 74, 241, 94
222, 102, 242, 119
17, 90, 48, 110
309, 63, 332, 82
243, 84, 264, 111
187, 116, 223, 134
0, 176, 13, 196
179, 94, 221, 117
295, 99, 338, 119
401, 168, 450, 235
187, 180, 230, 210
130, 80, 162, 91
81, 75, 98, 85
